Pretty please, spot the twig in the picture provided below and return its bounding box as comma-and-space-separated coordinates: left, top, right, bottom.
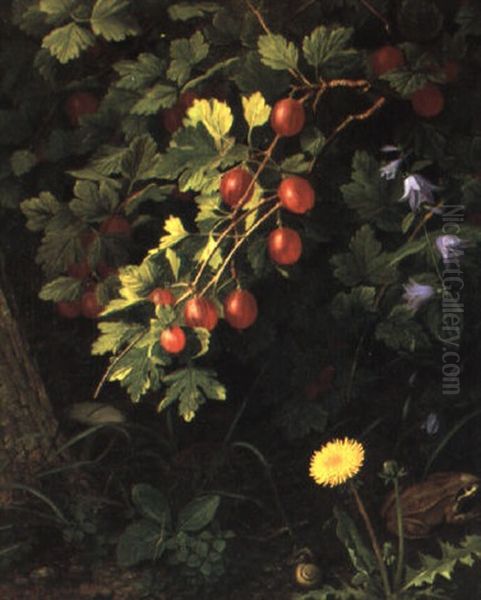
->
325, 96, 386, 148
358, 0, 391, 34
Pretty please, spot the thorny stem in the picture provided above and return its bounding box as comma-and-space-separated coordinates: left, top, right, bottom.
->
349, 482, 393, 599
200, 202, 281, 297
324, 96, 386, 148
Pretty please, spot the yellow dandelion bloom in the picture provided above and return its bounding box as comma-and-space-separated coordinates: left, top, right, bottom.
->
309, 437, 365, 487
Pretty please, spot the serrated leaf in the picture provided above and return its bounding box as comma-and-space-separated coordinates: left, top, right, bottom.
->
69, 180, 119, 221
330, 225, 397, 287
39, 276, 82, 301
116, 519, 163, 567
185, 99, 233, 147
334, 507, 377, 577
167, 31, 209, 86
132, 484, 171, 528
154, 125, 219, 192
36, 225, 84, 277
121, 134, 162, 183
177, 495, 220, 533
158, 216, 189, 251
108, 345, 162, 402
42, 22, 95, 63
114, 53, 164, 91
168, 2, 219, 21
280, 153, 311, 174
300, 127, 325, 158
183, 57, 238, 92
131, 83, 178, 116
92, 321, 145, 355
331, 286, 376, 321
194, 235, 223, 271
302, 26, 355, 72
241, 92, 271, 131
11, 149, 37, 177
258, 34, 298, 72
21, 192, 61, 232
39, 0, 74, 18
91, 0, 140, 42
118, 261, 157, 299
158, 367, 226, 421
341, 151, 403, 232
375, 305, 431, 352
165, 248, 181, 280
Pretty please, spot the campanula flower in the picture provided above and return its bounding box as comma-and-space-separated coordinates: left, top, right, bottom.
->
421, 412, 440, 436
402, 279, 435, 311
399, 174, 440, 213
380, 158, 403, 180
435, 234, 465, 263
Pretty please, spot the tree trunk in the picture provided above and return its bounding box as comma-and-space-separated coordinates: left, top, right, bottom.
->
0, 267, 60, 502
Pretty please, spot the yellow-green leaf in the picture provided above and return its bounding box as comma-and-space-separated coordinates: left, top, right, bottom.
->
165, 248, 181, 280
194, 234, 223, 270
157, 215, 188, 251
242, 92, 271, 131
184, 99, 233, 147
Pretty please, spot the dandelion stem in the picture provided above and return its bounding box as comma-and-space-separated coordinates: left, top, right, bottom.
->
349, 482, 393, 599
393, 478, 405, 593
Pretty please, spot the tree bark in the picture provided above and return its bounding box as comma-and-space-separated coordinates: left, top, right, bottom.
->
0, 267, 60, 502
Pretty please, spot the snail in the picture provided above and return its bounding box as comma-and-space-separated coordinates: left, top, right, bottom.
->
294, 562, 322, 589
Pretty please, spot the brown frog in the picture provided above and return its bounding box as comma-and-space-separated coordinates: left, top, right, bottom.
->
381, 472, 481, 538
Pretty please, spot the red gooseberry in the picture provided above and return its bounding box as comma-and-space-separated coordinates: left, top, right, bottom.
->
443, 60, 460, 83
220, 167, 254, 208
99, 215, 131, 236
81, 289, 103, 319
278, 176, 315, 214
270, 98, 305, 137
223, 289, 258, 330
148, 288, 175, 306
160, 326, 186, 354
370, 46, 405, 77
410, 84, 444, 118
56, 300, 81, 319
65, 91, 99, 127
67, 259, 91, 280
268, 227, 302, 265
184, 297, 218, 331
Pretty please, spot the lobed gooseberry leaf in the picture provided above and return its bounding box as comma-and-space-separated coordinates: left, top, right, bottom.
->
302, 26, 356, 72
69, 180, 119, 221
21, 192, 61, 232
241, 92, 271, 131
113, 53, 164, 91
375, 305, 431, 352
168, 2, 219, 21
39, 276, 82, 302
185, 99, 233, 148
130, 83, 178, 116
157, 216, 189, 251
167, 31, 209, 86
90, 0, 140, 42
42, 22, 95, 63
108, 345, 164, 402
92, 321, 146, 355
258, 34, 299, 72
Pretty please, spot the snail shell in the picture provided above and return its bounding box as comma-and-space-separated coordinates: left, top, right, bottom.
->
294, 562, 321, 589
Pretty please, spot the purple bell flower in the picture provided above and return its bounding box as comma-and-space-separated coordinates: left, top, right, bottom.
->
435, 234, 465, 263
399, 174, 440, 213
380, 158, 403, 180
402, 279, 435, 311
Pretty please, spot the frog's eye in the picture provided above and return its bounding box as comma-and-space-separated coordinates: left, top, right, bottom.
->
456, 484, 480, 513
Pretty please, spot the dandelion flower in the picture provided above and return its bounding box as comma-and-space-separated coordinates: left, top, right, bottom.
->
309, 437, 365, 487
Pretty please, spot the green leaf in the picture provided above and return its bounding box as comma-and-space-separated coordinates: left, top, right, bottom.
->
167, 31, 209, 86
132, 484, 172, 528
302, 26, 356, 72
90, 0, 140, 41
375, 305, 431, 352
404, 536, 481, 590
117, 261, 158, 299
280, 154, 311, 174
341, 151, 403, 232
330, 225, 398, 287
194, 235, 223, 271
183, 57, 238, 92
131, 83, 178, 116
92, 321, 145, 355
158, 367, 226, 421
300, 127, 326, 158
241, 92, 271, 131
39, 0, 75, 19
121, 134, 162, 183
42, 22, 95, 63
158, 216, 189, 251
165, 248, 181, 280
154, 125, 219, 192
234, 51, 290, 102
113, 53, 164, 91
37, 225, 83, 277
334, 507, 377, 577
116, 519, 164, 567
39, 276, 82, 302
258, 34, 299, 72
331, 286, 377, 322
168, 2, 219, 21
108, 346, 162, 402
10, 149, 37, 177
177, 495, 220, 533
21, 192, 61, 232
185, 99, 233, 147
69, 180, 119, 221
